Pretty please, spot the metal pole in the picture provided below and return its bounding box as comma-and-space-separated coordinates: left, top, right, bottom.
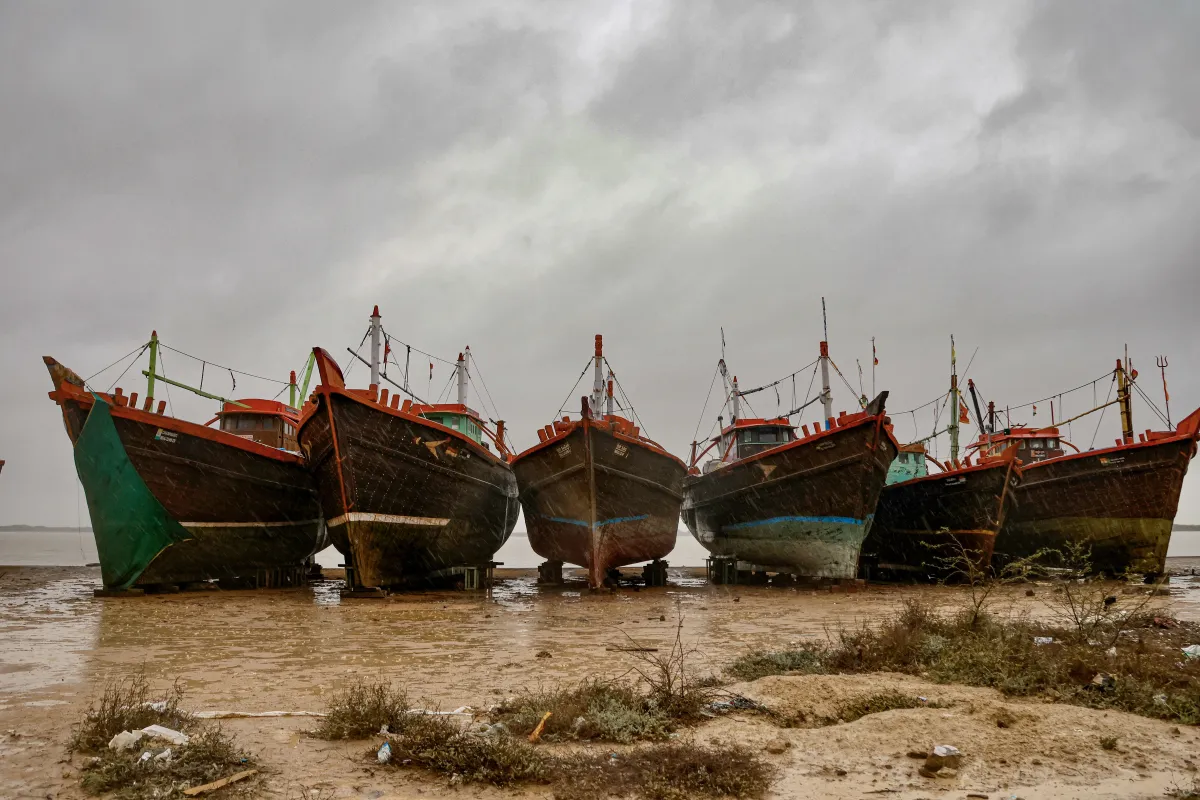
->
297, 351, 316, 403
289, 370, 297, 408
592, 335, 604, 416
146, 331, 159, 401
369, 305, 381, 387
948, 335, 960, 463
457, 349, 468, 406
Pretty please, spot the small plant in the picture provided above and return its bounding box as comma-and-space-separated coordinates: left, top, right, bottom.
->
312, 679, 410, 740
553, 741, 775, 800
493, 679, 671, 743
929, 538, 1045, 630
619, 607, 716, 722
725, 645, 828, 681
382, 713, 550, 786
70, 671, 188, 754
1099, 734, 1119, 751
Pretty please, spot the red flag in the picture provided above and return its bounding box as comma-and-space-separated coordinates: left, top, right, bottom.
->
959, 401, 970, 424
872, 341, 878, 366
1032, 404, 1037, 416
429, 362, 434, 379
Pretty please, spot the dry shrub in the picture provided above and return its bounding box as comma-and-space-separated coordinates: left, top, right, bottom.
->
70, 671, 189, 754
382, 713, 550, 786
493, 679, 671, 743
725, 645, 827, 681
620, 612, 716, 723
80, 725, 253, 799
553, 741, 774, 800
312, 679, 410, 740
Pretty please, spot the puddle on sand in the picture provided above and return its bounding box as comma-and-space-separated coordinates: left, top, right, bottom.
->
2, 561, 1200, 713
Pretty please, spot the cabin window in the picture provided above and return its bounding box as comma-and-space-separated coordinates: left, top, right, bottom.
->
1018, 440, 1026, 449
1029, 438, 1043, 449
898, 453, 909, 463
1047, 438, 1058, 449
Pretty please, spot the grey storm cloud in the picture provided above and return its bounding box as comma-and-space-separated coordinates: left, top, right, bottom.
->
1, 0, 1198, 527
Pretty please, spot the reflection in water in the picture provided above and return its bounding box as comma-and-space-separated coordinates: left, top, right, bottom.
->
3, 562, 1200, 713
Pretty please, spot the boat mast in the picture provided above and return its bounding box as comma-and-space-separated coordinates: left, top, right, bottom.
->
369, 305, 382, 387
457, 348, 469, 406
819, 299, 833, 428
297, 351, 316, 405
948, 335, 960, 463
1116, 354, 1134, 444
146, 330, 159, 404
288, 370, 297, 408
591, 335, 604, 418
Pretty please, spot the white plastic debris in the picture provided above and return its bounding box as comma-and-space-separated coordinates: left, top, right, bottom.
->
154, 748, 172, 762
1181, 645, 1200, 659
1034, 637, 1055, 646
933, 745, 961, 758
1106, 646, 1118, 657
377, 741, 392, 764
138, 751, 153, 764
1154, 693, 1168, 706
379, 724, 390, 735
144, 701, 169, 713
108, 730, 145, 751
141, 725, 189, 746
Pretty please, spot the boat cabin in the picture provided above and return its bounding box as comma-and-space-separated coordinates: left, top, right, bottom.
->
214, 399, 300, 451
700, 418, 796, 473
413, 403, 486, 446
970, 425, 1069, 463
887, 442, 929, 484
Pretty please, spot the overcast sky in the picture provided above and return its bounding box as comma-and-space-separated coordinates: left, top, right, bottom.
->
2, 0, 1198, 530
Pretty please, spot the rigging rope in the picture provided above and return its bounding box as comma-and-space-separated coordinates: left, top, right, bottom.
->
690, 364, 721, 445
160, 344, 289, 385
1089, 374, 1116, 450
554, 358, 594, 419
86, 343, 149, 383
103, 347, 149, 394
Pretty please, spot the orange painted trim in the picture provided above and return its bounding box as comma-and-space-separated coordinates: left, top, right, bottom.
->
1017, 426, 1199, 474
891, 454, 1024, 488
713, 411, 890, 472
48, 382, 304, 465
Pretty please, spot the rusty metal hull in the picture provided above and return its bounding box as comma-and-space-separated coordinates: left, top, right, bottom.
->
862, 458, 1020, 580
997, 435, 1197, 576
512, 421, 686, 587
46, 364, 324, 590
682, 413, 896, 578
298, 390, 519, 589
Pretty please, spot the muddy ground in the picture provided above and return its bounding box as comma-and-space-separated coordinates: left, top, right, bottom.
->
5, 562, 1200, 799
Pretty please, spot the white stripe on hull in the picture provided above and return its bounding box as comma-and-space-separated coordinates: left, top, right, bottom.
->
326, 512, 450, 528
179, 519, 322, 529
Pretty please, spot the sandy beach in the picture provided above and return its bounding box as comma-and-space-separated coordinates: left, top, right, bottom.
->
4, 563, 1200, 798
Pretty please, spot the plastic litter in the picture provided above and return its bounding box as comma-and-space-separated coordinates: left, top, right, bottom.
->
1181, 645, 1200, 659
1034, 637, 1055, 646
141, 724, 189, 746
377, 741, 392, 764
379, 724, 389, 735
108, 730, 145, 751
155, 748, 173, 762
138, 751, 153, 764
1154, 693, 1168, 706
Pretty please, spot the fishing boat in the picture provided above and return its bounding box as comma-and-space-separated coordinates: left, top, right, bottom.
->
43, 335, 325, 592
977, 358, 1200, 577
683, 321, 898, 579
511, 336, 687, 588
297, 306, 519, 590
861, 340, 1022, 579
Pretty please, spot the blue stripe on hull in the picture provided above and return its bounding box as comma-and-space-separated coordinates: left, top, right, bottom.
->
541, 514, 650, 528
723, 514, 866, 531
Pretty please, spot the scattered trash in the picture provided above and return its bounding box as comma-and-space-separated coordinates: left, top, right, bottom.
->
1182, 645, 1200, 659
918, 696, 928, 704
144, 701, 169, 713
1090, 673, 1115, 690
377, 741, 392, 764
379, 724, 389, 735
138, 751, 153, 764
154, 748, 172, 762
1106, 646, 1118, 657
925, 744, 962, 773
141, 724, 189, 746
108, 730, 145, 751
528, 711, 552, 743
1034, 637, 1055, 646
706, 695, 764, 713
1154, 694, 1168, 706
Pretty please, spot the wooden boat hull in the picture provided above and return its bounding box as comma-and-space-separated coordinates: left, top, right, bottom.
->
862, 457, 1020, 579
298, 384, 519, 589
512, 420, 686, 587
46, 362, 325, 591
682, 408, 897, 579
997, 429, 1198, 576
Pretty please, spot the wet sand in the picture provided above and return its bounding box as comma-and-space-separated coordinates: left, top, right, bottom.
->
4, 564, 1200, 798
